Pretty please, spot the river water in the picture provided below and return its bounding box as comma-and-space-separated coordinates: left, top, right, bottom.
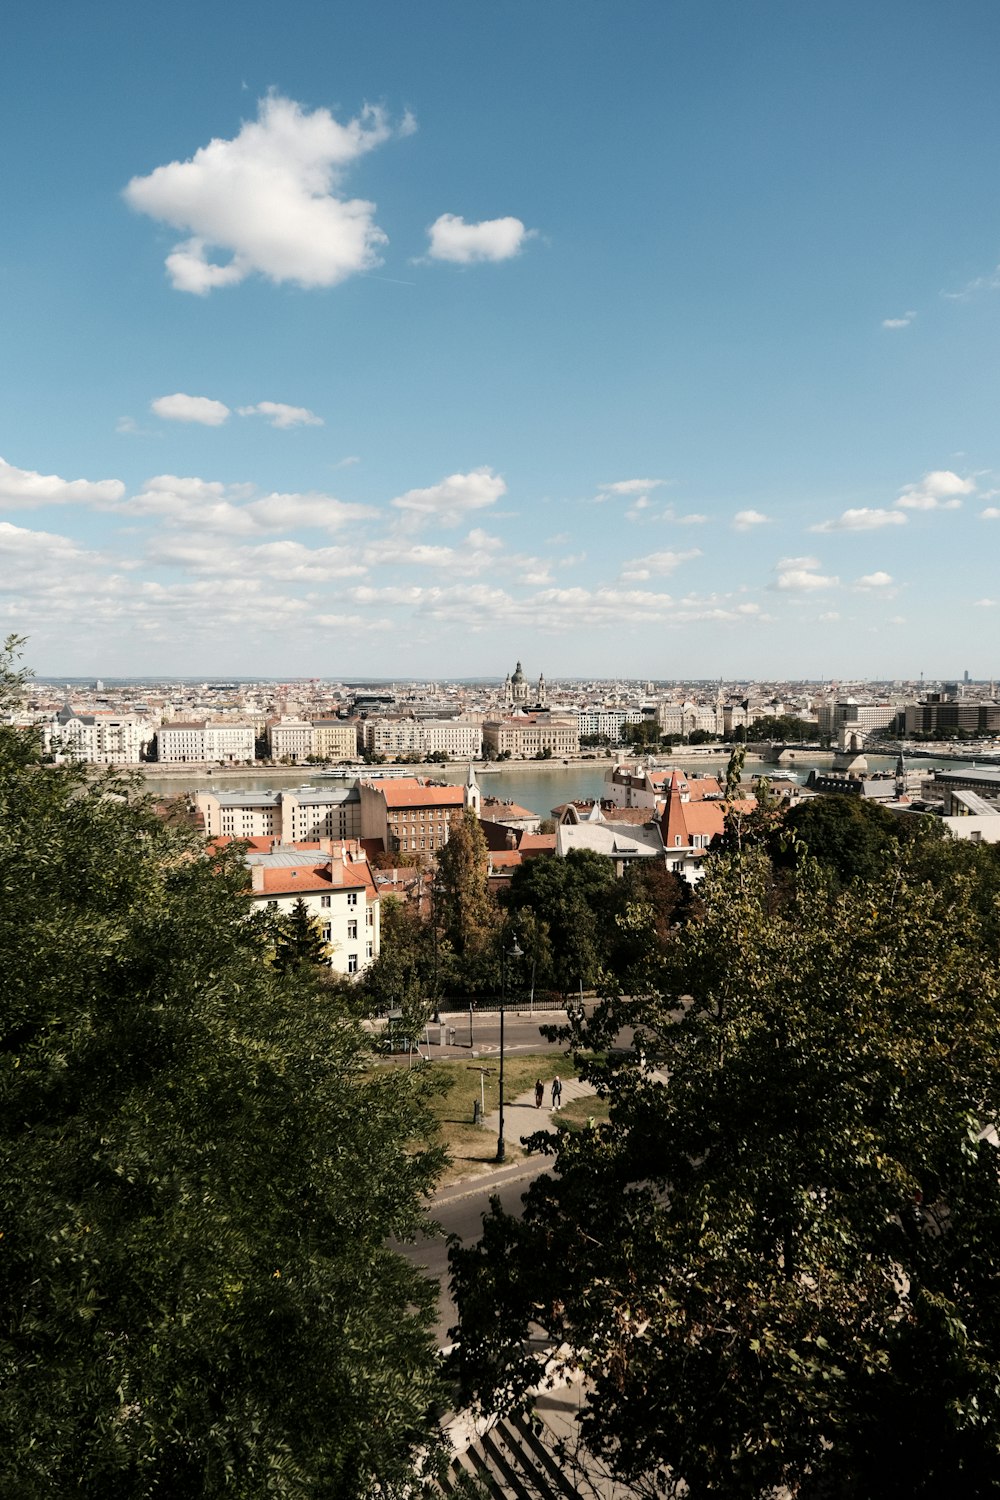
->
137, 752, 969, 820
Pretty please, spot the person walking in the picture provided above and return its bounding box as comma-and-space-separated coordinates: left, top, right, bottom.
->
534, 1078, 545, 1109
551, 1075, 563, 1110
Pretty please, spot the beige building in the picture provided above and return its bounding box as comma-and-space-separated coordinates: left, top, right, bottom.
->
197, 786, 361, 842
311, 719, 359, 761
49, 706, 151, 764
482, 714, 579, 759
363, 717, 483, 759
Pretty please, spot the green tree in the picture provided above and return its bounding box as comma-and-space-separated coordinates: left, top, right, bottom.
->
506, 849, 617, 994
775, 792, 928, 887
0, 641, 444, 1496
272, 895, 331, 974
435, 808, 496, 959
453, 844, 1000, 1497
363, 894, 435, 1029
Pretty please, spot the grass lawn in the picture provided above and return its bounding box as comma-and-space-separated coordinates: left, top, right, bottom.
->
419, 1053, 580, 1186
554, 1093, 611, 1132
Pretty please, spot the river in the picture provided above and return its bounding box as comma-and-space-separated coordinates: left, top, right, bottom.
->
137, 751, 970, 820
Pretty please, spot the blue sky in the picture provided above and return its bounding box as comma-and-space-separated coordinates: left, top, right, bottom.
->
3, 0, 999, 680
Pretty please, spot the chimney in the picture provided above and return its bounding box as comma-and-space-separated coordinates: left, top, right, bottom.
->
251, 865, 265, 892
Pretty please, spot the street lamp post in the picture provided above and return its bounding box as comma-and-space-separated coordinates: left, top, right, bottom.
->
496, 936, 524, 1163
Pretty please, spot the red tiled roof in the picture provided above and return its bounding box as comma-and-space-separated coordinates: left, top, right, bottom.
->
374, 778, 466, 809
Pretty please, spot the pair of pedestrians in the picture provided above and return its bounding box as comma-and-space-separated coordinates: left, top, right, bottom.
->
534, 1075, 563, 1110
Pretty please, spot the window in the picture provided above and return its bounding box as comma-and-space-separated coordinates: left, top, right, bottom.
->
347, 891, 358, 906
348, 954, 358, 974
267, 900, 278, 909
320, 894, 331, 907
366, 906, 374, 926
366, 942, 373, 959
347, 920, 358, 940
322, 924, 331, 941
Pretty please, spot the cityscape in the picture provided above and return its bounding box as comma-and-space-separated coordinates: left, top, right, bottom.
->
6, 1, 1000, 1495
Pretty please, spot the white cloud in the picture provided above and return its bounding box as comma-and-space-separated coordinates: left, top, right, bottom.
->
620, 548, 702, 582
772, 561, 839, 591
974, 598, 997, 607
855, 571, 894, 590
151, 392, 231, 426
944, 265, 1000, 300
980, 507, 1000, 520
147, 537, 366, 582
811, 507, 907, 533
676, 512, 708, 525
597, 478, 667, 500
125, 94, 403, 293
732, 509, 771, 531
122, 474, 370, 535
237, 401, 323, 429
115, 416, 139, 435
334, 455, 361, 469
896, 469, 974, 511
425, 213, 533, 264
0, 519, 95, 570
818, 611, 841, 621
882, 311, 915, 329
390, 467, 506, 526
0, 457, 124, 510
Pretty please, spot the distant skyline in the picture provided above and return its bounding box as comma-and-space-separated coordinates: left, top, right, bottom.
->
3, 2, 1000, 678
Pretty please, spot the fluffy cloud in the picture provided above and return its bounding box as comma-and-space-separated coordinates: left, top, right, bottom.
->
772, 557, 838, 591
675, 512, 708, 525
147, 537, 366, 582
0, 520, 96, 572
237, 401, 323, 429
390, 467, 506, 526
811, 507, 907, 533
974, 598, 998, 607
426, 214, 533, 264
855, 571, 894, 590
980, 507, 1000, 520
732, 509, 771, 531
123, 475, 370, 535
896, 470, 974, 511
125, 94, 404, 293
620, 548, 702, 582
0, 457, 124, 510
597, 478, 667, 499
882, 311, 915, 329
151, 392, 231, 426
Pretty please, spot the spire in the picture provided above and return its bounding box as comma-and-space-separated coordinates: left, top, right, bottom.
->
464, 761, 481, 815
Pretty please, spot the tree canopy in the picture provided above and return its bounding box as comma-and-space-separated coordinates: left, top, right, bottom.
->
0, 641, 444, 1496
452, 837, 1000, 1497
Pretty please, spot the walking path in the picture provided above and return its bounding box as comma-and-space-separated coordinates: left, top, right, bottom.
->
478, 1074, 597, 1155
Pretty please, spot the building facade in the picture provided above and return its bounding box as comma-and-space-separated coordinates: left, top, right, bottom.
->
483, 714, 579, 759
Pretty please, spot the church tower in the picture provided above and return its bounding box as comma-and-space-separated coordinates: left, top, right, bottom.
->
464, 761, 481, 816
537, 671, 546, 707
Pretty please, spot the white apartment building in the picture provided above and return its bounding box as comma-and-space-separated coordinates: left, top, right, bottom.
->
156, 721, 255, 763
244, 840, 380, 978
657, 701, 719, 737
268, 719, 315, 761
578, 709, 643, 742
817, 701, 900, 736
48, 708, 151, 764
363, 717, 483, 759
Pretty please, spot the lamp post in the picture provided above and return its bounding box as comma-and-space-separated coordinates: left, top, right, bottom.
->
496, 936, 523, 1163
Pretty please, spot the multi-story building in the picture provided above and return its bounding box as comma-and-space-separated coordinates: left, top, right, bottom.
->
48, 706, 151, 764
243, 839, 380, 977
358, 775, 472, 859
482, 714, 579, 759
197, 785, 362, 842
311, 719, 360, 761
577, 708, 643, 742
904, 700, 1000, 737
363, 717, 483, 759
267, 719, 314, 762
155, 720, 254, 763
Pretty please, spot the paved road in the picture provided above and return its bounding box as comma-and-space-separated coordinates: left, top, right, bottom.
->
396, 1156, 550, 1346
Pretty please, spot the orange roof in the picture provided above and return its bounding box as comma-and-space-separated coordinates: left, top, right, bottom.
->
517, 832, 558, 852
378, 780, 466, 808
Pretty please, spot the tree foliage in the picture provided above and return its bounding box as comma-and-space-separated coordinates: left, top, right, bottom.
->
435, 808, 496, 959
272, 894, 331, 973
0, 641, 444, 1496
453, 839, 1000, 1497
